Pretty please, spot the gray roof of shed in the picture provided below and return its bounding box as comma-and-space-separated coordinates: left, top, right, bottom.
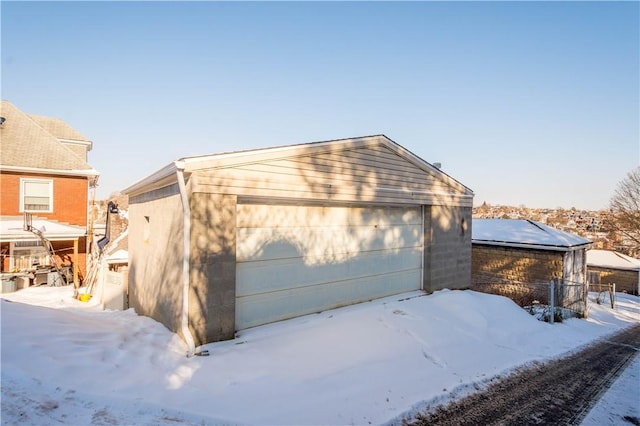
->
472, 219, 592, 251
0, 100, 97, 174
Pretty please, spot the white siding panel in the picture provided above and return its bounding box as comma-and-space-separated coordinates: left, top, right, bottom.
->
237, 246, 422, 296
235, 204, 422, 330
236, 269, 421, 330
237, 224, 422, 262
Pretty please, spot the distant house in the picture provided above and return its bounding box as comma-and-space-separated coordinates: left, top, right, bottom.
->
123, 135, 474, 345
587, 249, 639, 295
0, 100, 99, 288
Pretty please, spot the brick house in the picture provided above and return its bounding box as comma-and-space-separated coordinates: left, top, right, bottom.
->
123, 135, 474, 346
0, 100, 99, 288
587, 249, 639, 295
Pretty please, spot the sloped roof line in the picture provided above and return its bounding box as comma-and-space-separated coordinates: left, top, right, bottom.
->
472, 218, 592, 251
586, 249, 640, 270
28, 113, 92, 144
180, 135, 470, 191
124, 134, 473, 196
613, 251, 639, 265
24, 109, 92, 167
0, 100, 96, 172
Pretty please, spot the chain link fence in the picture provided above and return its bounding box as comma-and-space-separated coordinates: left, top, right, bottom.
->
588, 283, 617, 309
471, 273, 588, 322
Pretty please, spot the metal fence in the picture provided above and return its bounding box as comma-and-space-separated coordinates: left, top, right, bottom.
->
471, 274, 588, 322
588, 283, 617, 309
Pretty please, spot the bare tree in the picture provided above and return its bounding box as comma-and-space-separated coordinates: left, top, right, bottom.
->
609, 167, 640, 255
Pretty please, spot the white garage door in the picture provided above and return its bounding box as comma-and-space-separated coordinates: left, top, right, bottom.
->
235, 204, 423, 330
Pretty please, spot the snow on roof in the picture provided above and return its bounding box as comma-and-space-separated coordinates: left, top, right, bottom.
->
0, 216, 86, 242
106, 249, 128, 264
472, 219, 592, 251
587, 249, 640, 271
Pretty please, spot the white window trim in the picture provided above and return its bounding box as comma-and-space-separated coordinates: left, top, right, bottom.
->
19, 177, 54, 213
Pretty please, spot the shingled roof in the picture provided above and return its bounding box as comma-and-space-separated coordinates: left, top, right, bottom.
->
0, 100, 97, 174
28, 114, 91, 144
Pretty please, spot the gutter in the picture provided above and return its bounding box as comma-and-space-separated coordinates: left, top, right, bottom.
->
0, 164, 100, 177
122, 162, 179, 196
472, 240, 593, 252
175, 161, 197, 357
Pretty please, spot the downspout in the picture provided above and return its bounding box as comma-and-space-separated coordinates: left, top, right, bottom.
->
175, 161, 197, 357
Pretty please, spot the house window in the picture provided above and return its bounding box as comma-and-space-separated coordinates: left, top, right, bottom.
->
20, 178, 53, 212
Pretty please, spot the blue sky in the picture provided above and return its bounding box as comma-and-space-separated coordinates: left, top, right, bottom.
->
2, 1, 638, 210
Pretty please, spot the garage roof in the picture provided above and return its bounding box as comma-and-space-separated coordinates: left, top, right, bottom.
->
123, 134, 474, 203
587, 249, 640, 271
472, 219, 592, 251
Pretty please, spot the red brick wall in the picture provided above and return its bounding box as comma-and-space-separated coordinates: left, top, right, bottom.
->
0, 171, 88, 226
51, 239, 87, 281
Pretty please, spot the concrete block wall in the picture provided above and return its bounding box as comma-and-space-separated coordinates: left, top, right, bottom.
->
472, 245, 564, 285
189, 192, 237, 345
423, 205, 472, 292
127, 184, 185, 339
588, 266, 639, 295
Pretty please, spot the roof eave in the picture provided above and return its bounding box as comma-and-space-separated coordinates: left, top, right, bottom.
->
121, 162, 180, 196
0, 231, 87, 242
178, 135, 474, 196
586, 263, 640, 272
59, 138, 93, 151
0, 165, 100, 178
472, 239, 593, 252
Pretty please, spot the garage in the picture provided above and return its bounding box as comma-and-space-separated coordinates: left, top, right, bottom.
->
235, 204, 423, 329
124, 134, 474, 345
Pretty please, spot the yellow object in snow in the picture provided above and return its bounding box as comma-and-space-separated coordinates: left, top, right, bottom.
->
79, 293, 91, 302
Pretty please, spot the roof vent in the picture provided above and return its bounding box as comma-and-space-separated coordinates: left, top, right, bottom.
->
433, 162, 442, 169
0, 117, 5, 127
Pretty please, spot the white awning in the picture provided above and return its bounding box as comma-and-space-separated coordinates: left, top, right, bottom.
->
0, 216, 86, 242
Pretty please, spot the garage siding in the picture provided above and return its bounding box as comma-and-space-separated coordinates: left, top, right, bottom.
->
191, 144, 469, 207
125, 136, 473, 345
235, 204, 423, 329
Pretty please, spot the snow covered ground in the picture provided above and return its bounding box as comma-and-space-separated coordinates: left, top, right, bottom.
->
1, 286, 638, 425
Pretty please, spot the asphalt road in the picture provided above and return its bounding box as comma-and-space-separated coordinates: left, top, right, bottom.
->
408, 324, 640, 426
